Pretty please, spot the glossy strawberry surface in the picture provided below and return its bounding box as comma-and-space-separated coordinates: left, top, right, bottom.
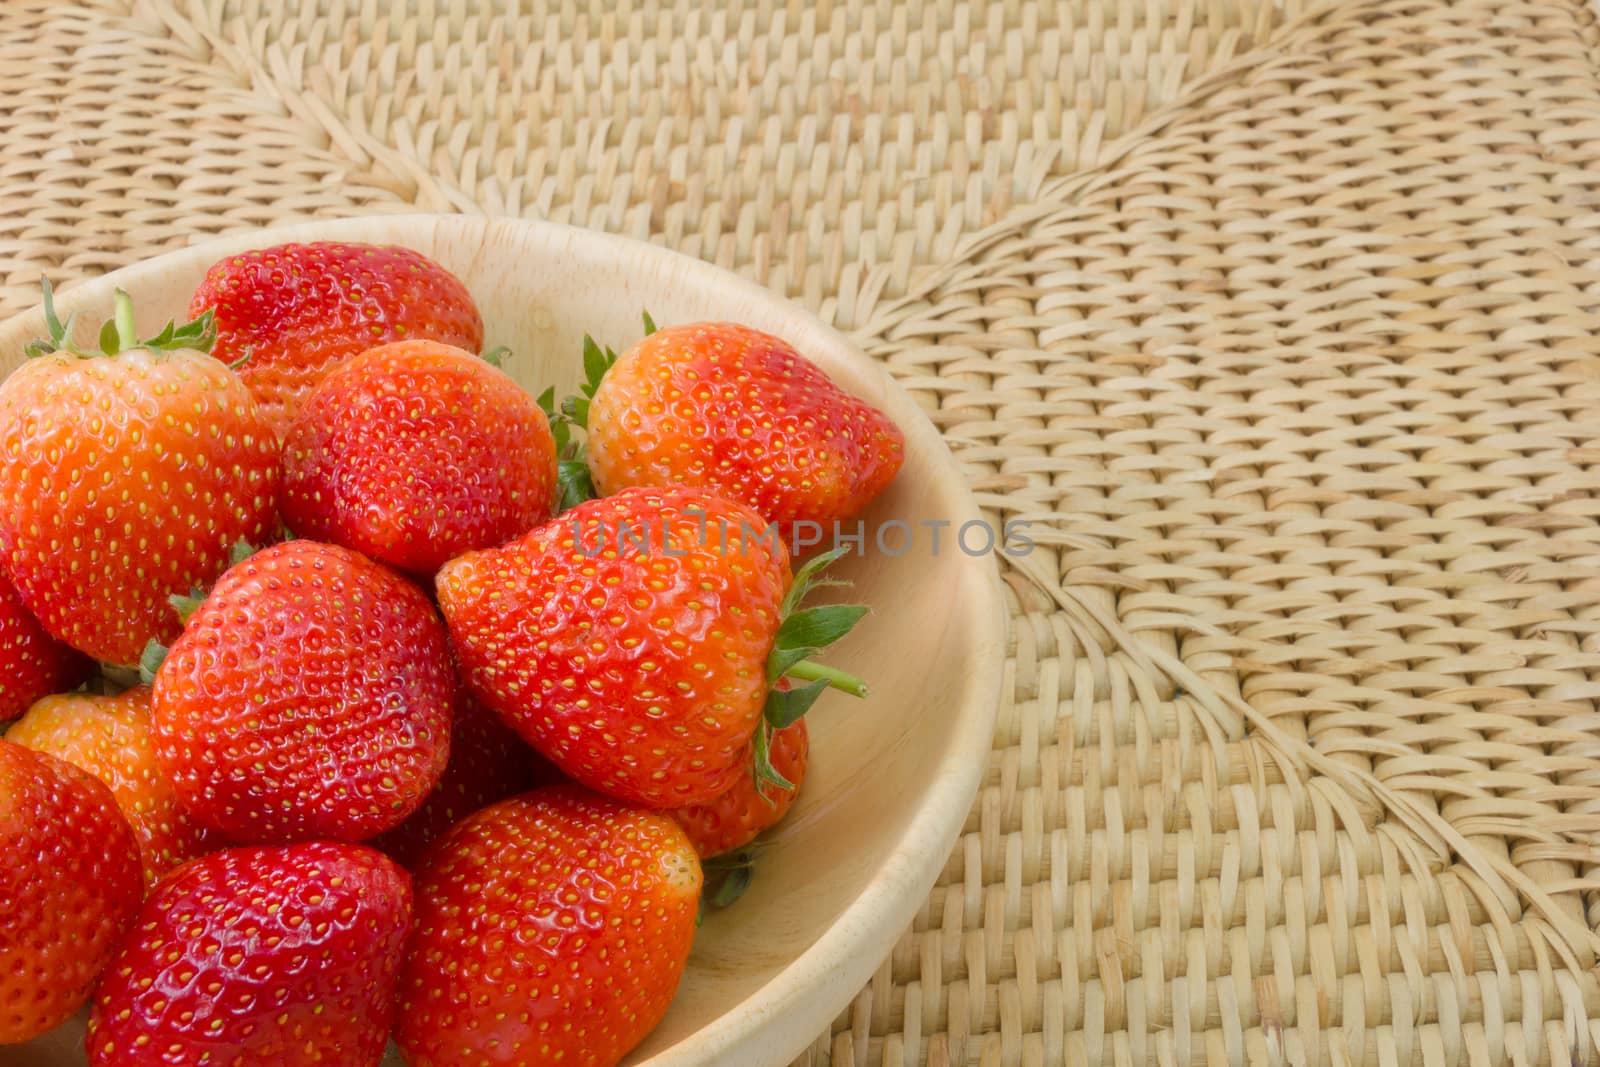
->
0, 347, 280, 665
436, 486, 790, 808
87, 841, 412, 1067
672, 718, 808, 858
0, 569, 89, 721
0, 738, 142, 1043
190, 241, 484, 435
586, 322, 904, 534
281, 339, 557, 574
396, 786, 700, 1067
152, 540, 453, 843
9, 685, 215, 887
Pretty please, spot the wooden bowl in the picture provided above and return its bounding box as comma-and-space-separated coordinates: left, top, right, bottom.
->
0, 216, 1005, 1067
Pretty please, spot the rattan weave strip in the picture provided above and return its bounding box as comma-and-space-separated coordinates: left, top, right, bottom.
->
8, 0, 1600, 1064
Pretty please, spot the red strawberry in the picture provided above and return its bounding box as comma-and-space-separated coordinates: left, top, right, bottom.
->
374, 691, 564, 868
87, 841, 412, 1067
9, 685, 216, 887
0, 569, 90, 721
578, 321, 904, 535
672, 718, 808, 858
436, 485, 866, 809
150, 540, 453, 843
190, 241, 484, 436
395, 786, 700, 1067
281, 339, 557, 574
0, 738, 142, 1043
0, 287, 280, 665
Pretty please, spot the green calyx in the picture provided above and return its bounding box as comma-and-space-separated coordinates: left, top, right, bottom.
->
134, 539, 255, 684
537, 309, 657, 514
752, 547, 870, 792
227, 537, 258, 567
137, 639, 168, 686
136, 586, 203, 683
26, 280, 217, 361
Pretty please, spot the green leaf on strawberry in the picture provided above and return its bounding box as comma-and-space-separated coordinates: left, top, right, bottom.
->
763, 678, 830, 732
27, 283, 218, 361
165, 588, 206, 627
533, 311, 661, 514
751, 546, 869, 785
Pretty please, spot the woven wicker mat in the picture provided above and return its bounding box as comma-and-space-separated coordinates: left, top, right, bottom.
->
11, 0, 1600, 1064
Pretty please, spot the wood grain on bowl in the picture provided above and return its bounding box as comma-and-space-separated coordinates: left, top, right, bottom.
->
0, 216, 1005, 1067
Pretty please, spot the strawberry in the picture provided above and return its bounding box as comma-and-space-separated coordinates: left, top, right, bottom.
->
436, 485, 866, 809
0, 738, 142, 1042
395, 785, 700, 1067
672, 718, 808, 858
149, 540, 454, 843
87, 841, 412, 1067
280, 339, 557, 575
8, 685, 215, 887
190, 241, 484, 436
0, 569, 90, 722
573, 319, 904, 535
0, 286, 280, 665
373, 690, 564, 868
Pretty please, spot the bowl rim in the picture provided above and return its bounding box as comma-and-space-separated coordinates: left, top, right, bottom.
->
0, 214, 1008, 1067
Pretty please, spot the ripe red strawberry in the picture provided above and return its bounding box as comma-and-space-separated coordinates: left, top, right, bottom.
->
395, 786, 700, 1067
0, 738, 142, 1043
190, 241, 484, 436
374, 691, 564, 868
672, 718, 808, 858
9, 685, 216, 887
87, 841, 412, 1067
437, 485, 866, 808
578, 320, 904, 534
0, 569, 90, 721
0, 286, 280, 665
150, 540, 453, 843
281, 339, 558, 574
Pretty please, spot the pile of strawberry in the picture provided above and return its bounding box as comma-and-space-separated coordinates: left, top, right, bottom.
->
0, 243, 904, 1067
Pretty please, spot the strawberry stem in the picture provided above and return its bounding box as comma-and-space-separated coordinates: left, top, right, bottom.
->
784, 660, 868, 698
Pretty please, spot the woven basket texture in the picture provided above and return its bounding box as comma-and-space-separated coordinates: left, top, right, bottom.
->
10, 0, 1600, 1064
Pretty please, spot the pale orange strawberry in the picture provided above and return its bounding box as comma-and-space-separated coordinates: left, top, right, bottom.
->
8, 686, 215, 886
